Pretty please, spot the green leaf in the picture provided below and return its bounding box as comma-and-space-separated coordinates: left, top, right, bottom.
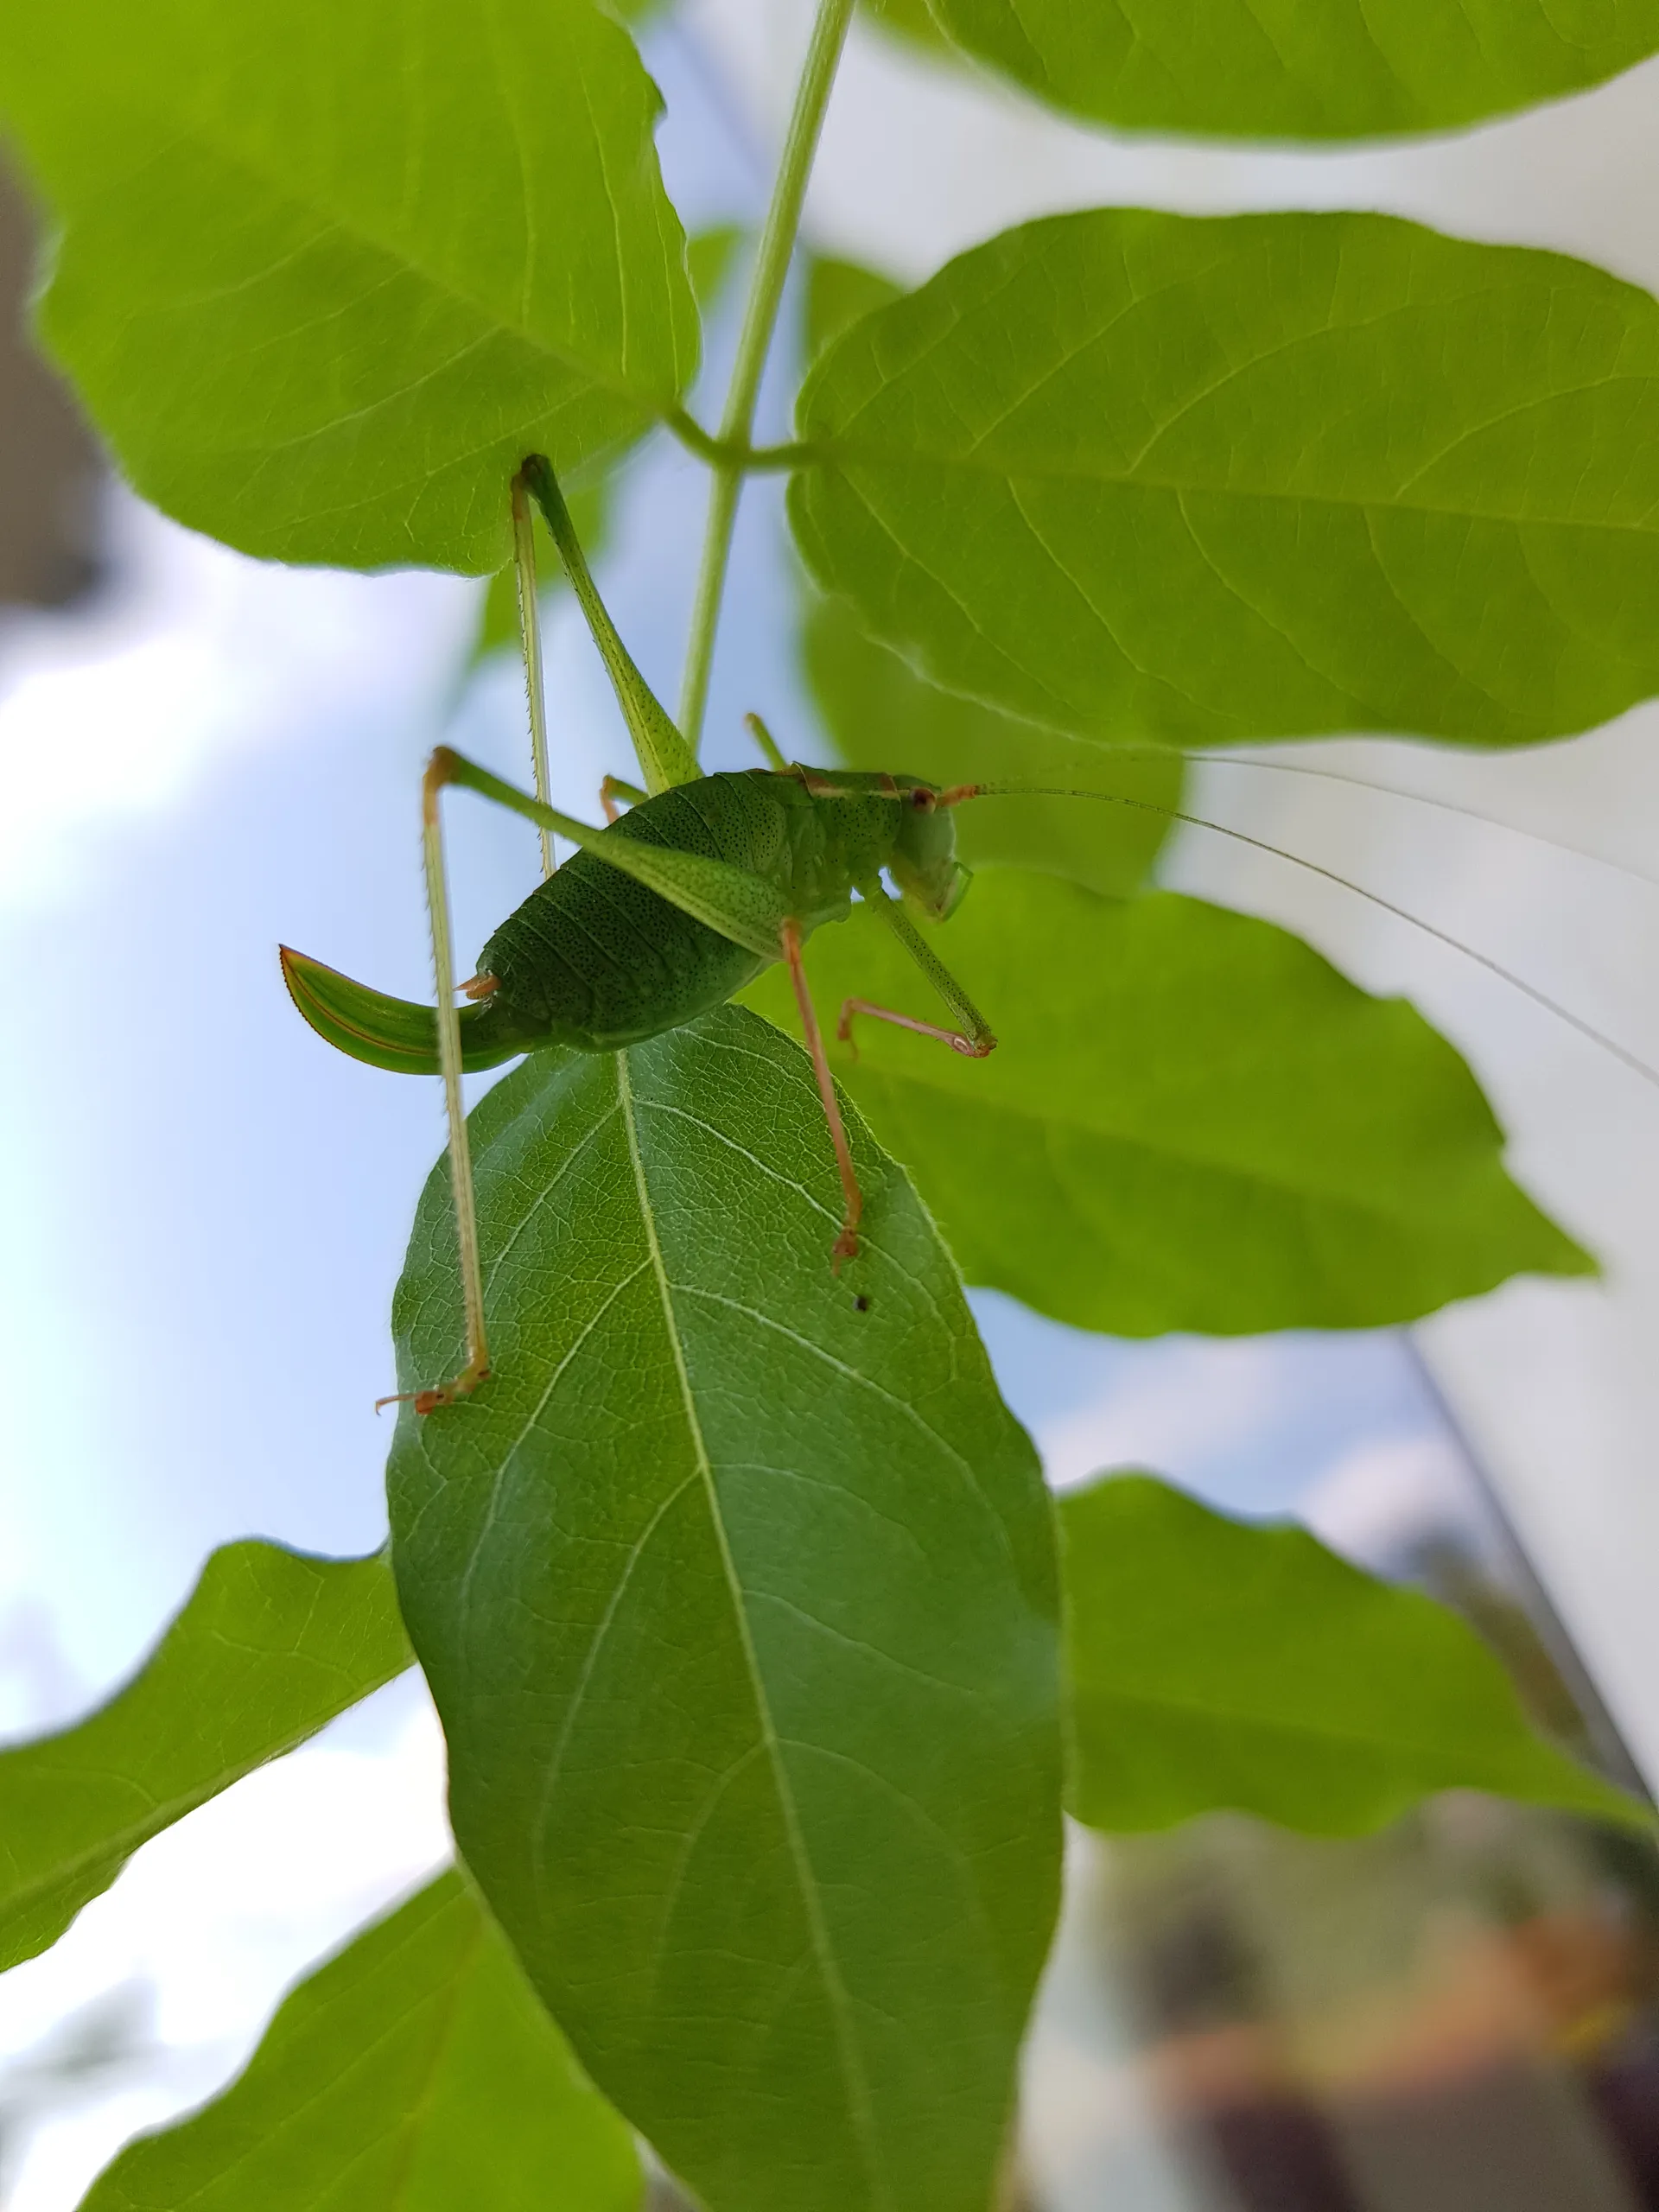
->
859, 0, 957, 58
791, 210, 1659, 749
803, 591, 1178, 897
388, 1006, 1062, 2212
0, 0, 696, 571
688, 222, 749, 314
1061, 1475, 1648, 1835
805, 256, 903, 365
81, 1872, 642, 2212
0, 1543, 410, 1973
923, 0, 1659, 140
465, 225, 747, 670
743, 874, 1591, 1334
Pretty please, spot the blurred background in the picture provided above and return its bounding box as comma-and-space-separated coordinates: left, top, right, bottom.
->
3, 3, 1659, 2204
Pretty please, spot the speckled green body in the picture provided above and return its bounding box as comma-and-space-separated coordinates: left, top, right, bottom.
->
461, 768, 933, 1060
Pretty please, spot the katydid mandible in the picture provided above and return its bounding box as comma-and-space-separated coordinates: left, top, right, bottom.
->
283, 455, 1000, 1414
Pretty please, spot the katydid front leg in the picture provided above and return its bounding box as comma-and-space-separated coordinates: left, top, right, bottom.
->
838, 882, 997, 1060
600, 773, 646, 823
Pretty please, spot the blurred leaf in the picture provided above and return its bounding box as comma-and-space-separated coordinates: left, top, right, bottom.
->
803, 591, 1177, 896
744, 874, 1591, 1334
791, 210, 1659, 749
688, 221, 748, 312
923, 0, 1659, 139
0, 1543, 410, 1972
805, 255, 903, 364
0, 0, 696, 571
82, 1872, 642, 2212
389, 1006, 1062, 2212
1061, 1475, 1648, 1834
860, 0, 957, 56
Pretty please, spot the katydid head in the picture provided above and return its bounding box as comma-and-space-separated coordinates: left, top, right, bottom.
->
889, 780, 974, 920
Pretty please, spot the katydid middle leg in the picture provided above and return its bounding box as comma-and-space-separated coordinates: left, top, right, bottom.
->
837, 883, 997, 1061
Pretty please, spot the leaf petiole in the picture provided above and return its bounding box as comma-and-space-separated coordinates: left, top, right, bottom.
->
677, 0, 856, 747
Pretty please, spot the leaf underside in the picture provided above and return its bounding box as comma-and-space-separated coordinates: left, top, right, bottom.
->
0, 1542, 410, 1973
924, 0, 1659, 140
803, 590, 1180, 898
388, 1006, 1062, 2212
1061, 1475, 1648, 1836
744, 874, 1590, 1336
82, 1872, 643, 2212
0, 0, 696, 570
792, 208, 1659, 749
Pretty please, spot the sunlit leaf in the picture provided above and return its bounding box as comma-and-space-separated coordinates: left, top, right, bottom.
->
1062, 1474, 1648, 1835
860, 0, 957, 58
924, 0, 1659, 139
0, 0, 696, 570
82, 1872, 642, 2212
805, 255, 902, 364
0, 1543, 410, 1972
388, 1006, 1062, 2212
688, 222, 749, 313
745, 874, 1591, 1334
803, 592, 1178, 897
467, 226, 747, 670
791, 210, 1659, 748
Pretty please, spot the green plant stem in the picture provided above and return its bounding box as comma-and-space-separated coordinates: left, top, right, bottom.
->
666, 409, 812, 473
677, 0, 855, 747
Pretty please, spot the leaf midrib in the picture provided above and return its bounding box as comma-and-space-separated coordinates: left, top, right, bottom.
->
614, 1046, 889, 2210
796, 434, 1659, 534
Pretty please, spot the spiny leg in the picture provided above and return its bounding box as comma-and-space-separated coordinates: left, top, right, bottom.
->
839, 882, 997, 1060
780, 918, 864, 1269
510, 464, 556, 882
837, 1000, 994, 1058
378, 750, 493, 1415
600, 773, 646, 823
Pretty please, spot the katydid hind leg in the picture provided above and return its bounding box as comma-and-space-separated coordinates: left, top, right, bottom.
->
379, 753, 493, 1416
781, 918, 864, 1269
510, 465, 556, 881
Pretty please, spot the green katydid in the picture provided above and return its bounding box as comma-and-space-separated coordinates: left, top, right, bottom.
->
283, 455, 1659, 1417
283, 454, 1001, 1412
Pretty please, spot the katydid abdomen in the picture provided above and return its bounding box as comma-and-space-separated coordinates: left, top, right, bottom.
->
282, 766, 937, 1071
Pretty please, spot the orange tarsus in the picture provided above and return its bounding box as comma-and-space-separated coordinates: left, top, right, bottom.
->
375, 1362, 493, 1418
837, 996, 996, 1060
780, 917, 864, 1269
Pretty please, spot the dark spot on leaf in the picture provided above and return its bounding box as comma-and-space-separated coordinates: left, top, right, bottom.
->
854, 1294, 870, 1312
